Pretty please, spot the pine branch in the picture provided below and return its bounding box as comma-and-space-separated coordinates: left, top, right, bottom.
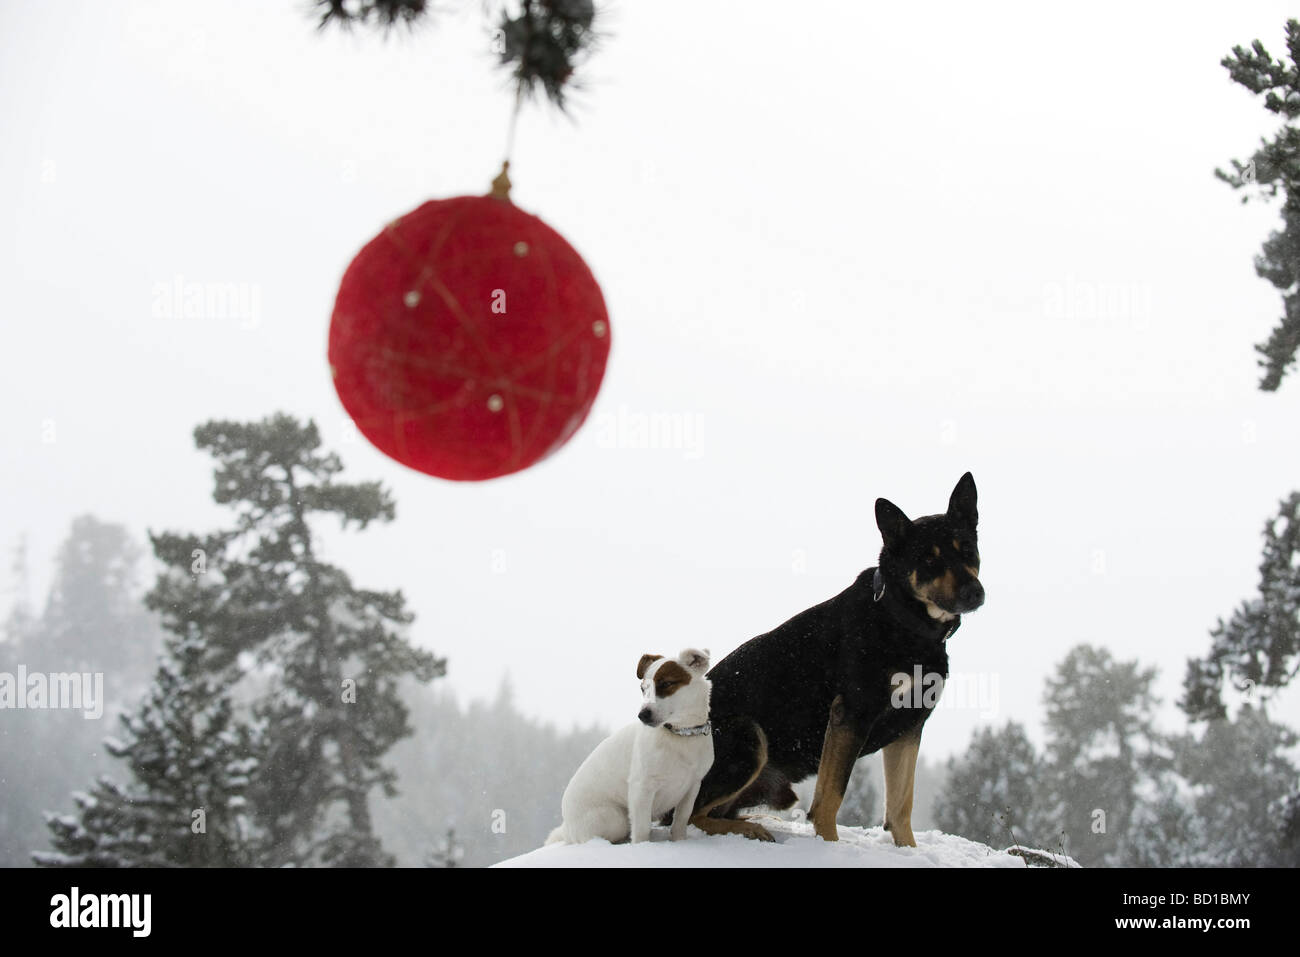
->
314, 0, 429, 31
1218, 19, 1300, 391
313, 0, 600, 109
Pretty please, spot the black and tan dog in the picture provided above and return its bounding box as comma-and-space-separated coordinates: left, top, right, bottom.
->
689, 473, 984, 845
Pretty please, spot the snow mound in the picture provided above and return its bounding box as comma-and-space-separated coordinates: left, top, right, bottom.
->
496, 815, 1079, 868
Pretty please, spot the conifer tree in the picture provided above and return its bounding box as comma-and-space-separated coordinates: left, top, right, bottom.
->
1215, 19, 1300, 391
2, 518, 164, 867
35, 631, 258, 867
832, 765, 880, 830
313, 0, 599, 110
1168, 705, 1298, 867
1041, 645, 1163, 866
1183, 491, 1300, 720
35, 515, 160, 701
1195, 19, 1300, 852
932, 722, 1048, 850
145, 413, 445, 866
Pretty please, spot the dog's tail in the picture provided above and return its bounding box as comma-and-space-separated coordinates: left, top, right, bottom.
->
544, 825, 566, 846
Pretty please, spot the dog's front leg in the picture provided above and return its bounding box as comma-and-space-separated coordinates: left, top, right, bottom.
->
671, 781, 701, 841
809, 695, 870, 843
628, 784, 654, 844
881, 722, 923, 847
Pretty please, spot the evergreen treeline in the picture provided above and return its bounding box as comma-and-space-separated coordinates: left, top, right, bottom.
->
1, 415, 606, 868
933, 644, 1299, 867
373, 679, 606, 867
14, 414, 447, 867
0, 518, 163, 867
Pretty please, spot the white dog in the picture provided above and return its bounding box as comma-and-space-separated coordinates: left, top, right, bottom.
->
546, 649, 713, 845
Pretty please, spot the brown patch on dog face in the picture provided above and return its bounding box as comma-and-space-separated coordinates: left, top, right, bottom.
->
653, 659, 692, 697
908, 568, 960, 620
636, 654, 663, 679
932, 545, 941, 557
908, 568, 958, 601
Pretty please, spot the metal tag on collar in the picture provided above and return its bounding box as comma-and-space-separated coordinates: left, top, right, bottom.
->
873, 568, 886, 602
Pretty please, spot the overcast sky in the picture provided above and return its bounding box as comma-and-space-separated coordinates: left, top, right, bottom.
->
2, 0, 1298, 759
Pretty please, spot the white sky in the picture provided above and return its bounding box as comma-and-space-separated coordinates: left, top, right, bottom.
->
2, 0, 1298, 760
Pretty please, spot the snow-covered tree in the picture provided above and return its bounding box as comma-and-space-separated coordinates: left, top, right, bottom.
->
1041, 645, 1163, 866
1168, 705, 1297, 867
1278, 791, 1300, 866
144, 413, 445, 866
34, 631, 258, 867
1195, 19, 1300, 858
376, 679, 606, 866
1183, 492, 1300, 721
34, 515, 161, 701
1215, 19, 1300, 391
1, 518, 164, 867
932, 721, 1050, 850
425, 827, 464, 868
2, 536, 36, 653
833, 764, 880, 830
1122, 765, 1198, 868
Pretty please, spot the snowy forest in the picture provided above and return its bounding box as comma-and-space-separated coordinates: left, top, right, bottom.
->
3, 3, 1300, 871
0, 411, 1297, 867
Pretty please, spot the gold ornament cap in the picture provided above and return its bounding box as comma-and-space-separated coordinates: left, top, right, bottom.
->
490, 161, 512, 201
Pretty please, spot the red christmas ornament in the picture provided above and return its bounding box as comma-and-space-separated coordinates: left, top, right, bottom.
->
329, 167, 610, 481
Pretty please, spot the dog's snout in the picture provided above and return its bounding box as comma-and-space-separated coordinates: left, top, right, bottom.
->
637, 707, 654, 726
959, 579, 985, 610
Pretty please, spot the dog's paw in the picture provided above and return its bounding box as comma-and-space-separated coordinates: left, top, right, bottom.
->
734, 818, 776, 842
689, 815, 776, 842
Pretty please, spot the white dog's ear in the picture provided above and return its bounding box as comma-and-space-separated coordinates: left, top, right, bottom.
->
637, 654, 664, 679
678, 648, 710, 674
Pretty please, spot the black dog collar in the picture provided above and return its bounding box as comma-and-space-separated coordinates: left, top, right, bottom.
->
872, 568, 961, 643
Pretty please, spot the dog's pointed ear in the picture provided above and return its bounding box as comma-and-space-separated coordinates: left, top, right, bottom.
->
876, 498, 912, 548
948, 472, 978, 529
636, 654, 664, 679
678, 648, 710, 674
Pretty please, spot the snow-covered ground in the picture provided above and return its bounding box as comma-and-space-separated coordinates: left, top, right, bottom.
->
497, 815, 1078, 868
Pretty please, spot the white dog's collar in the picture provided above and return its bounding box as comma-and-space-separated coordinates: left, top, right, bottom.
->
663, 721, 711, 737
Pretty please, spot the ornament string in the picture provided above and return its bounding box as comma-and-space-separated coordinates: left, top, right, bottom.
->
492, 71, 526, 201
504, 83, 524, 165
